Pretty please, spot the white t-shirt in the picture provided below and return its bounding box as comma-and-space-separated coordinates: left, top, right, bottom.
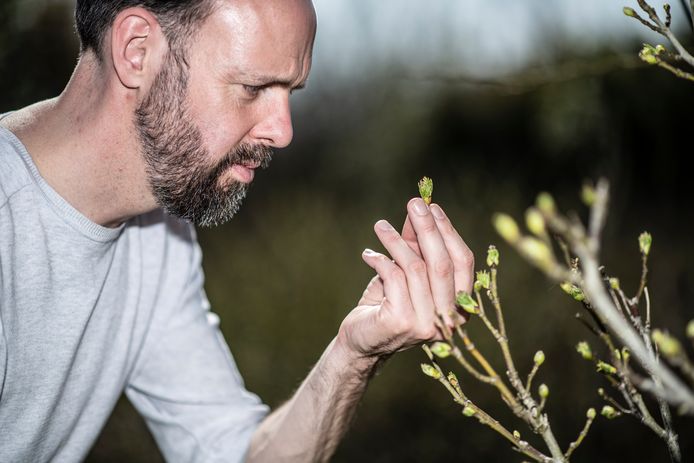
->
0, 124, 268, 462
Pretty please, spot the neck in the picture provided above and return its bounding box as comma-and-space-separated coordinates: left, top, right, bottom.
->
3, 54, 157, 228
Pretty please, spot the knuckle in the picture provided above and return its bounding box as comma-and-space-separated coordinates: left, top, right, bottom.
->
459, 247, 475, 268
387, 265, 405, 282
434, 258, 453, 278
420, 220, 438, 234
406, 259, 427, 276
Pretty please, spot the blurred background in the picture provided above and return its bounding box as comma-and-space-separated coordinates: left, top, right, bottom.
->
2, 0, 694, 461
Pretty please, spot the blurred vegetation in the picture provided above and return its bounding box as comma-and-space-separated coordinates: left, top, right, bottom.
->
2, 1, 694, 462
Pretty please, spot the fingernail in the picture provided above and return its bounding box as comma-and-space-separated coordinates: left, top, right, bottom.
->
363, 248, 378, 256
430, 204, 446, 220
376, 220, 394, 231
410, 198, 428, 216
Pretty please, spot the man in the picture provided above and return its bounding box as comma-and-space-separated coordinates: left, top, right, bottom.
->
0, 0, 474, 461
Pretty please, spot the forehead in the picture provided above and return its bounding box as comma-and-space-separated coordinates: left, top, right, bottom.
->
194, 0, 317, 81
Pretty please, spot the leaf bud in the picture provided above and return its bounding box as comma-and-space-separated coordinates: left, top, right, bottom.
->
601, 405, 619, 419
534, 350, 546, 366
687, 320, 694, 339
621, 347, 631, 362
462, 406, 476, 417
587, 408, 597, 419
623, 6, 636, 17
513, 430, 521, 439
486, 245, 500, 267
576, 341, 593, 360
609, 278, 620, 290
418, 177, 433, 205
536, 192, 556, 215
525, 207, 546, 237
539, 383, 549, 399
655, 44, 666, 54
475, 270, 491, 291
639, 232, 652, 256
456, 291, 479, 314
652, 329, 681, 357
421, 363, 441, 379
447, 372, 460, 389
561, 282, 585, 302
493, 213, 521, 244
430, 342, 452, 359
581, 182, 596, 206
519, 237, 554, 270
596, 361, 617, 375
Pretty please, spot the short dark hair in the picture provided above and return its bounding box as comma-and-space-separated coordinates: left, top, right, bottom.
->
75, 0, 217, 58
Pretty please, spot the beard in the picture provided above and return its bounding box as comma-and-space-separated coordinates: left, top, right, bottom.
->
134, 50, 273, 227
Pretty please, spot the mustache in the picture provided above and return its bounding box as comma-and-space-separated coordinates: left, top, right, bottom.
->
221, 143, 274, 171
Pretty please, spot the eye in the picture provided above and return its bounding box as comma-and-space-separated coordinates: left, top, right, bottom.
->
242, 84, 263, 98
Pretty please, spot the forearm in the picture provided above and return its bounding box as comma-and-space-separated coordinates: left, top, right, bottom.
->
246, 336, 380, 462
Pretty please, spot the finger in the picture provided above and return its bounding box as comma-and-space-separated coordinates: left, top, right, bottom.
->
401, 216, 421, 256
429, 203, 475, 293
358, 274, 384, 306
373, 219, 438, 326
361, 248, 414, 317
406, 198, 456, 326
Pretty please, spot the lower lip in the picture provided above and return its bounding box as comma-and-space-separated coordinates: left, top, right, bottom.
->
229, 164, 255, 183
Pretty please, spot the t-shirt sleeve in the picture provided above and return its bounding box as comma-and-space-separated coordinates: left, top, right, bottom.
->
125, 222, 269, 463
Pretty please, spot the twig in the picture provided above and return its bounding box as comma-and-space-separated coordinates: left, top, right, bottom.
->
564, 410, 596, 459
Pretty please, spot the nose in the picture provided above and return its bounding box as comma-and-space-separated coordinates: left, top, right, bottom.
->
250, 93, 294, 149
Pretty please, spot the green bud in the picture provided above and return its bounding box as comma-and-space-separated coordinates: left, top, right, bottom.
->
613, 349, 621, 361
655, 44, 666, 54
639, 232, 652, 256
519, 237, 554, 270
601, 405, 619, 419
623, 6, 636, 17
513, 430, 521, 439
652, 329, 682, 357
493, 213, 521, 244
525, 208, 546, 237
534, 350, 546, 366
539, 383, 549, 399
475, 270, 491, 290
581, 183, 596, 206
430, 342, 452, 359
587, 408, 597, 419
447, 372, 460, 389
462, 406, 476, 417
596, 361, 617, 375
576, 341, 593, 360
456, 291, 479, 314
687, 320, 694, 339
559, 282, 585, 302
418, 177, 433, 205
641, 54, 658, 65
639, 46, 658, 65
486, 245, 500, 267
536, 192, 556, 215
421, 363, 441, 379
609, 278, 620, 290
621, 347, 631, 363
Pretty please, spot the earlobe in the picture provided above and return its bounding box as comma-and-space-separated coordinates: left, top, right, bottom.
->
111, 8, 164, 90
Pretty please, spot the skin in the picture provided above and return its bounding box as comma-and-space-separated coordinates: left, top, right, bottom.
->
0, 0, 474, 461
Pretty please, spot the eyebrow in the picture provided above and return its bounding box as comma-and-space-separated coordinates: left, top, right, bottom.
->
233, 72, 307, 90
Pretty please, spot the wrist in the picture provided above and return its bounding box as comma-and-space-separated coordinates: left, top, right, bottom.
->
328, 333, 386, 379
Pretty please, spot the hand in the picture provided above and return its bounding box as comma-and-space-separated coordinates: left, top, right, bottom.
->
337, 198, 474, 359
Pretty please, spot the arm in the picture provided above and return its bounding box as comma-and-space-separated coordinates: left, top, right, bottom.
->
246, 198, 474, 462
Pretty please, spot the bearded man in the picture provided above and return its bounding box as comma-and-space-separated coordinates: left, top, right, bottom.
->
0, 1, 475, 461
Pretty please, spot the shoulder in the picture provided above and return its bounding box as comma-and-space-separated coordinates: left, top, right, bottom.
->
0, 127, 33, 209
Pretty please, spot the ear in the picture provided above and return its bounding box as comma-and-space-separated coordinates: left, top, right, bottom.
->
110, 7, 167, 90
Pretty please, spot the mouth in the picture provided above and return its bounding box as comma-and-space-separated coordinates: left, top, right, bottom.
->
228, 164, 256, 183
